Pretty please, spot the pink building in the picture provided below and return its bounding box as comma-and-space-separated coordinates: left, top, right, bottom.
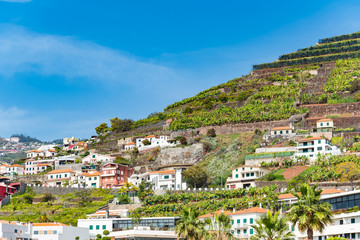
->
100, 163, 133, 188
24, 159, 52, 175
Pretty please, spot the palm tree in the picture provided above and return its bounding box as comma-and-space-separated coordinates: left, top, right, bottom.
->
205, 212, 233, 240
251, 210, 293, 240
287, 183, 333, 240
175, 207, 207, 240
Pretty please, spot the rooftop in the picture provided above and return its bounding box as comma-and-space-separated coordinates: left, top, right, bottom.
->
229, 207, 267, 215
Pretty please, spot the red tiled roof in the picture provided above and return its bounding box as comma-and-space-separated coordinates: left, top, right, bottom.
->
317, 119, 333, 122
148, 170, 175, 175
278, 189, 345, 200
229, 207, 267, 215
48, 169, 75, 174
198, 210, 232, 219
271, 127, 292, 131
298, 137, 324, 142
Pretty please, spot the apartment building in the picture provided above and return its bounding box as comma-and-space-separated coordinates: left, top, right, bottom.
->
226, 165, 270, 189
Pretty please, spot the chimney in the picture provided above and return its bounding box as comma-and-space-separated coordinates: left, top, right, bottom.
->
259, 203, 262, 208
106, 210, 110, 219
233, 208, 235, 213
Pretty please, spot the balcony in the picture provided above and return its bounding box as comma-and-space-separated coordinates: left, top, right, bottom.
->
101, 173, 116, 177
234, 223, 248, 229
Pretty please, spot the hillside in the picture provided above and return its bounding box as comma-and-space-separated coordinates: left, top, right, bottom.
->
97, 30, 360, 136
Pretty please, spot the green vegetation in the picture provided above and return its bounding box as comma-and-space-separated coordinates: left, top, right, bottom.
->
245, 151, 294, 160
132, 186, 278, 217
319, 31, 360, 44
0, 188, 114, 226
324, 59, 360, 92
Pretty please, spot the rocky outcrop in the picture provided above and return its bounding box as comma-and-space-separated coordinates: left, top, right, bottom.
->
155, 144, 204, 168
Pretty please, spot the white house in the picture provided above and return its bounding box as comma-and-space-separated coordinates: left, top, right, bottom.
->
294, 137, 341, 162
228, 207, 267, 239
24, 159, 52, 175
124, 142, 136, 151
135, 135, 177, 151
0, 164, 9, 174
45, 169, 77, 187
26, 145, 58, 159
32, 222, 89, 240
79, 171, 102, 188
316, 118, 334, 132
0, 220, 31, 239
143, 168, 187, 190
26, 149, 43, 158
6, 164, 24, 176
226, 165, 271, 189
128, 172, 148, 187
270, 126, 293, 136
82, 153, 115, 164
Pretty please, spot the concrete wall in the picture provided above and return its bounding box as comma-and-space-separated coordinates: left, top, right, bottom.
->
255, 147, 296, 153
155, 144, 204, 168
14, 175, 46, 184
304, 103, 360, 118
28, 185, 118, 195
170, 120, 291, 138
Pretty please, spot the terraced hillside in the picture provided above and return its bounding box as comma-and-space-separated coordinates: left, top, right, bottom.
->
97, 31, 360, 136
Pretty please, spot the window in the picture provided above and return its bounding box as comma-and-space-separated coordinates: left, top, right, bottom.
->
243, 219, 247, 223
51, 175, 53, 179
44, 231, 48, 235
250, 229, 253, 234
237, 219, 240, 224
65, 174, 67, 177
89, 225, 93, 230
250, 218, 253, 224
320, 123, 323, 126
34, 231, 39, 235
250, 172, 254, 177
92, 155, 96, 158
231, 220, 234, 225
352, 233, 356, 239
246, 173, 250, 177
235, 174, 238, 178
340, 219, 343, 225
327, 122, 329, 126
53, 230, 57, 234
96, 225, 100, 230
236, 169, 238, 172
274, 131, 277, 134
103, 225, 106, 229
318, 140, 321, 144
351, 218, 355, 224
317, 147, 322, 150
242, 167, 245, 171
164, 175, 169, 179
94, 177, 97, 180
14, 229, 17, 233
280, 131, 283, 134
237, 230, 240, 234
319, 236, 322, 240
243, 229, 247, 234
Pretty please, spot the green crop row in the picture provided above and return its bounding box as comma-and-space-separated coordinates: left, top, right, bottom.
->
319, 31, 360, 44
279, 44, 360, 60
253, 51, 360, 70
298, 39, 360, 52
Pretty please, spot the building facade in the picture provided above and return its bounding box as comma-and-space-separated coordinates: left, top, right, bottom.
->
226, 166, 270, 189
294, 137, 341, 161
100, 163, 133, 188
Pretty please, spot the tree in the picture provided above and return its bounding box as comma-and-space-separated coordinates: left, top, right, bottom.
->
180, 136, 188, 145
206, 128, 216, 138
205, 212, 233, 240
287, 183, 333, 240
251, 211, 293, 240
95, 123, 108, 135
110, 117, 133, 132
75, 237, 79, 240
182, 164, 208, 188
103, 230, 110, 236
175, 207, 207, 240
142, 139, 151, 145
131, 213, 142, 228
335, 161, 360, 190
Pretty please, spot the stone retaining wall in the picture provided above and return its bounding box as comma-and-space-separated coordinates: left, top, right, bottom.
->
303, 102, 360, 118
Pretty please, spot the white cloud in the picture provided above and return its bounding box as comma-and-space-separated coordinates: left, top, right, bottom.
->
0, 25, 176, 89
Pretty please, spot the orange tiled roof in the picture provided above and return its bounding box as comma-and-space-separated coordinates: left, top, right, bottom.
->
298, 136, 324, 142
317, 119, 333, 122
125, 142, 136, 145
145, 135, 156, 138
81, 171, 101, 177
33, 222, 68, 227
48, 149, 58, 152
9, 164, 24, 168
148, 170, 175, 175
37, 164, 51, 167
229, 207, 267, 215
27, 150, 42, 153
271, 127, 292, 131
198, 210, 232, 219
48, 169, 75, 174
278, 189, 345, 199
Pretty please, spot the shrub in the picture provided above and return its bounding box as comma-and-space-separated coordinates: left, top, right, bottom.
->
41, 193, 54, 202
180, 136, 187, 145
142, 139, 151, 146
206, 128, 216, 137
349, 79, 360, 93
218, 93, 228, 103
118, 194, 131, 204
254, 129, 262, 135
202, 141, 213, 152
183, 107, 193, 114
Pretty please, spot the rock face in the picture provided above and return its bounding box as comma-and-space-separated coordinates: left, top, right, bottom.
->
156, 144, 204, 167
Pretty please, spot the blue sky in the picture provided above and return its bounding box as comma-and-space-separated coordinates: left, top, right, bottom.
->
0, 0, 360, 140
